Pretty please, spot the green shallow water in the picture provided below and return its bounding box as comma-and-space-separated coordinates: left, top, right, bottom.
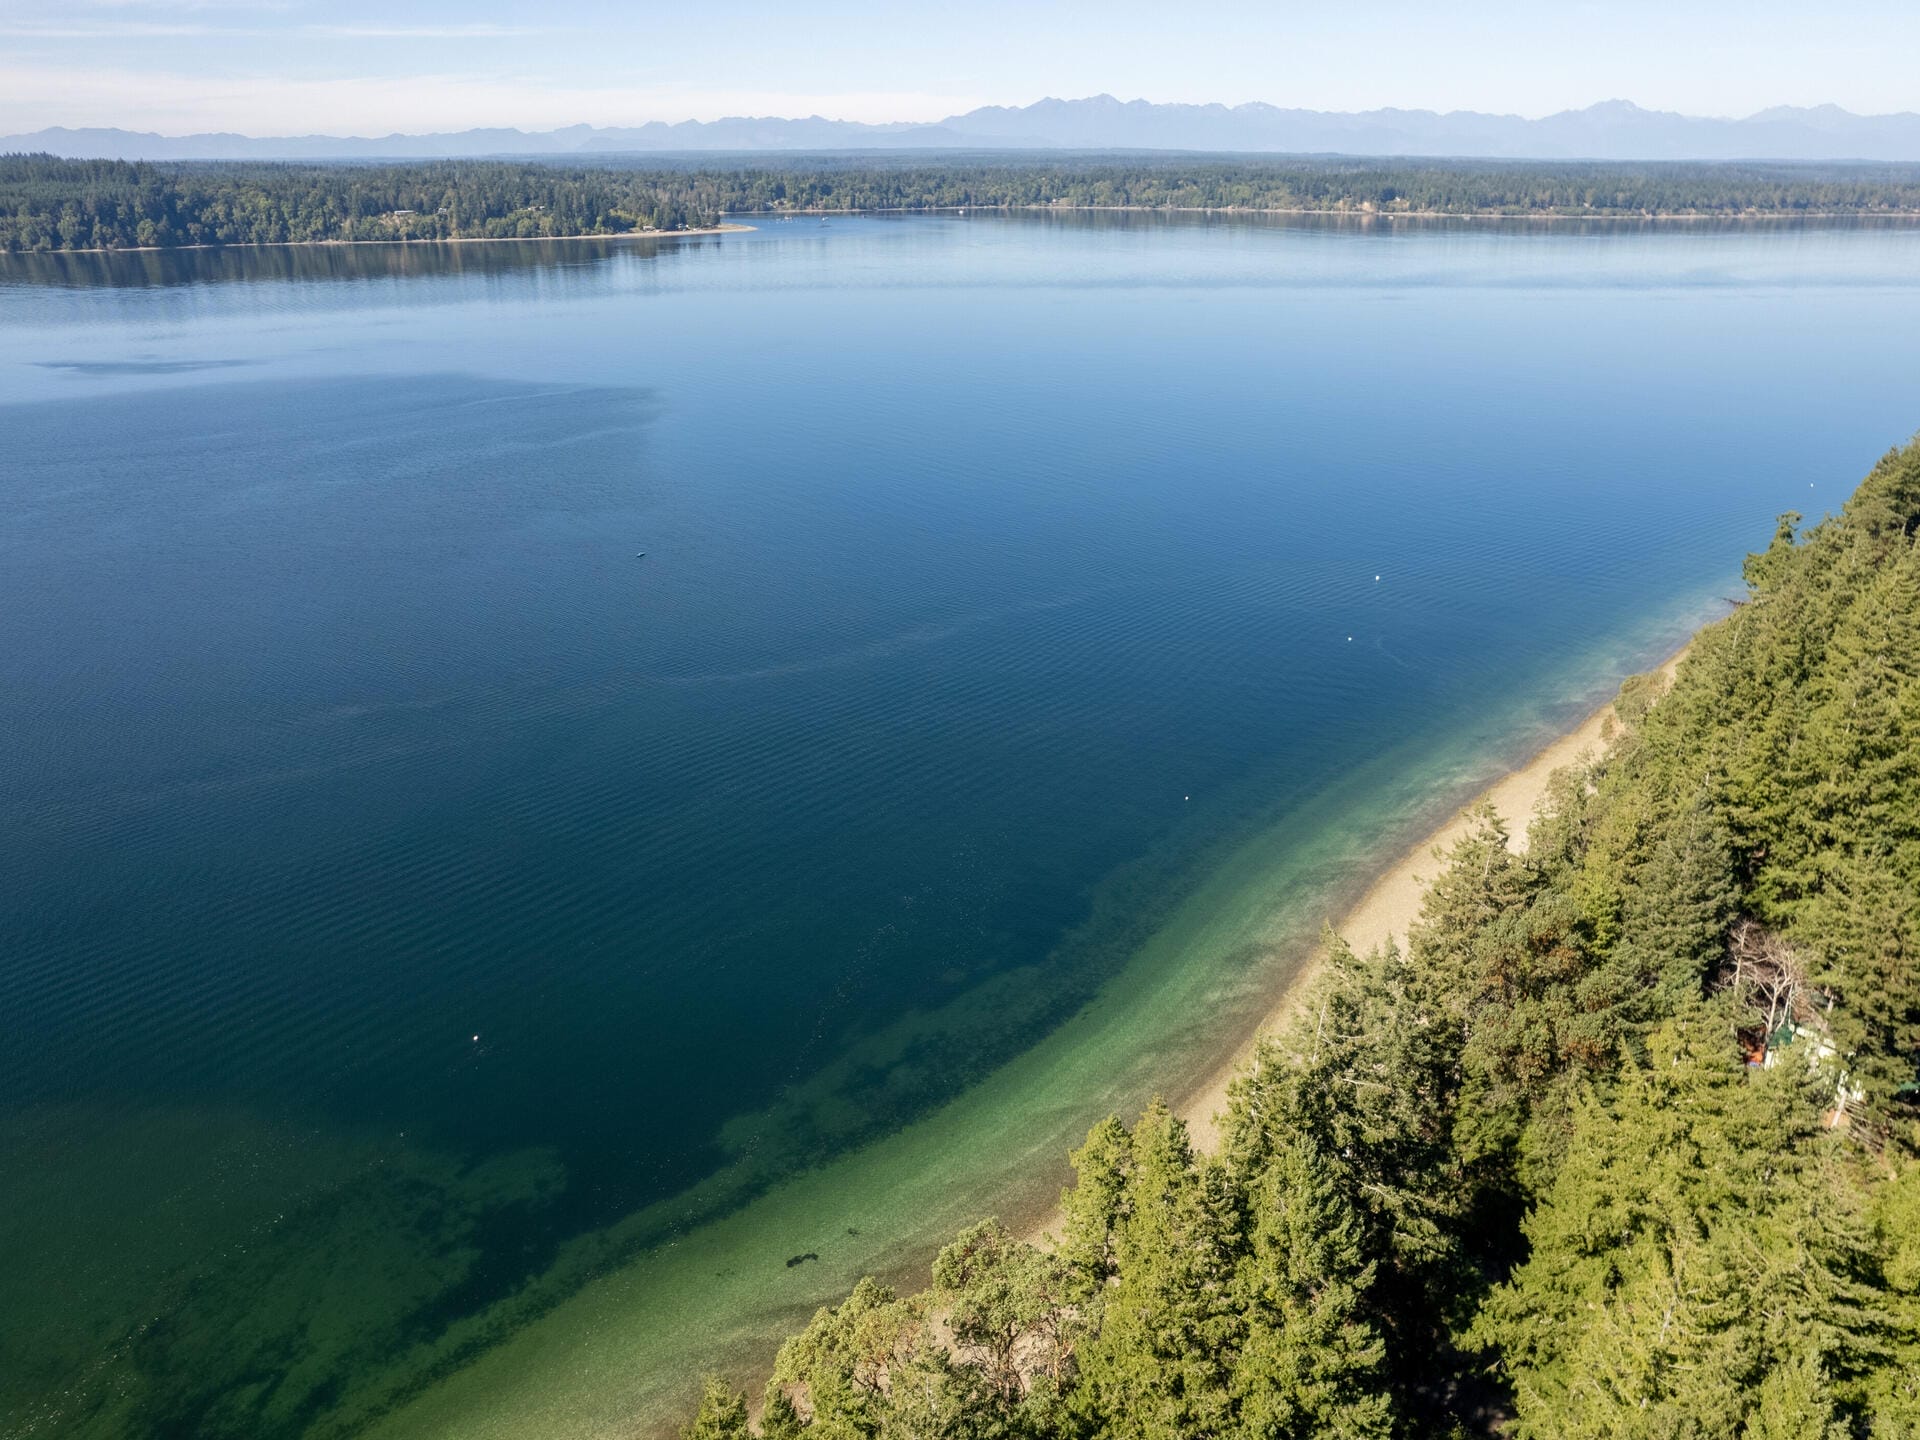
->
4, 214, 1920, 1437
345, 606, 1716, 1439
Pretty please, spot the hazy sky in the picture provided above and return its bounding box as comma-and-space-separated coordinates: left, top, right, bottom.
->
3, 0, 1917, 136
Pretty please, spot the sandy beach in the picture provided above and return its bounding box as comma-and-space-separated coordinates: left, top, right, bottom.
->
1168, 643, 1691, 1155
1014, 645, 1692, 1246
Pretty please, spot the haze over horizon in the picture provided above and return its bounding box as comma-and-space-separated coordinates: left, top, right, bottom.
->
17, 95, 1920, 164
3, 0, 1917, 137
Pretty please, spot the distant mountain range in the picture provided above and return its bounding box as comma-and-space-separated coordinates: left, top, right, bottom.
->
10, 97, 1920, 162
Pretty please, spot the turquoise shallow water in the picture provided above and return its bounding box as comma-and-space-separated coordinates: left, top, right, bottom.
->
4, 214, 1920, 1438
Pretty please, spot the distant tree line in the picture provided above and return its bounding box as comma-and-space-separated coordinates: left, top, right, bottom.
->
679, 154, 1920, 219
7, 153, 1920, 251
683, 439, 1920, 1438
0, 156, 718, 251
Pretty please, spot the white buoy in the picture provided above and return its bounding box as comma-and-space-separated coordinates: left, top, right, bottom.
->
1374, 574, 1380, 581
472, 1035, 479, 1043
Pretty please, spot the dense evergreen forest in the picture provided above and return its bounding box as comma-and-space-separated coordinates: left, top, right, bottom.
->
683, 439, 1920, 1438
7, 153, 1920, 251
0, 156, 720, 250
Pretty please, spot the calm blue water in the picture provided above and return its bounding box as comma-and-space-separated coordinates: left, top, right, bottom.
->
4, 214, 1920, 1438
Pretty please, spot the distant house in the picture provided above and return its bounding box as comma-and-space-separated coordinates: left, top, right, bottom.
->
1764, 1020, 1866, 1128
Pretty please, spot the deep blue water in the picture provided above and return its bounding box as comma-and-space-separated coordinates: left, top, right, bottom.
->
4, 214, 1920, 1438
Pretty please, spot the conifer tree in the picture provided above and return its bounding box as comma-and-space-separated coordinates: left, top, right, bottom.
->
1232, 1135, 1392, 1439
760, 1386, 806, 1440
1741, 1353, 1851, 1440
1074, 1102, 1240, 1440
1059, 1114, 1136, 1298
682, 1377, 752, 1440
1866, 1163, 1920, 1436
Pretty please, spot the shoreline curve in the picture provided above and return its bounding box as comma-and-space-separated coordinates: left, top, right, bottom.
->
1017, 640, 1692, 1251
1176, 642, 1691, 1154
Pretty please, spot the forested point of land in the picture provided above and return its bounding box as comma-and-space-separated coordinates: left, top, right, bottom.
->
7, 153, 1920, 251
685, 437, 1920, 1438
0, 156, 721, 250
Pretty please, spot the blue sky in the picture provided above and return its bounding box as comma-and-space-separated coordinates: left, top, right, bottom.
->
2, 0, 1916, 136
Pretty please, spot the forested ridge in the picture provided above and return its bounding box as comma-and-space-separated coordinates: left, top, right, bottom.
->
7, 153, 1920, 251
683, 438, 1920, 1439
